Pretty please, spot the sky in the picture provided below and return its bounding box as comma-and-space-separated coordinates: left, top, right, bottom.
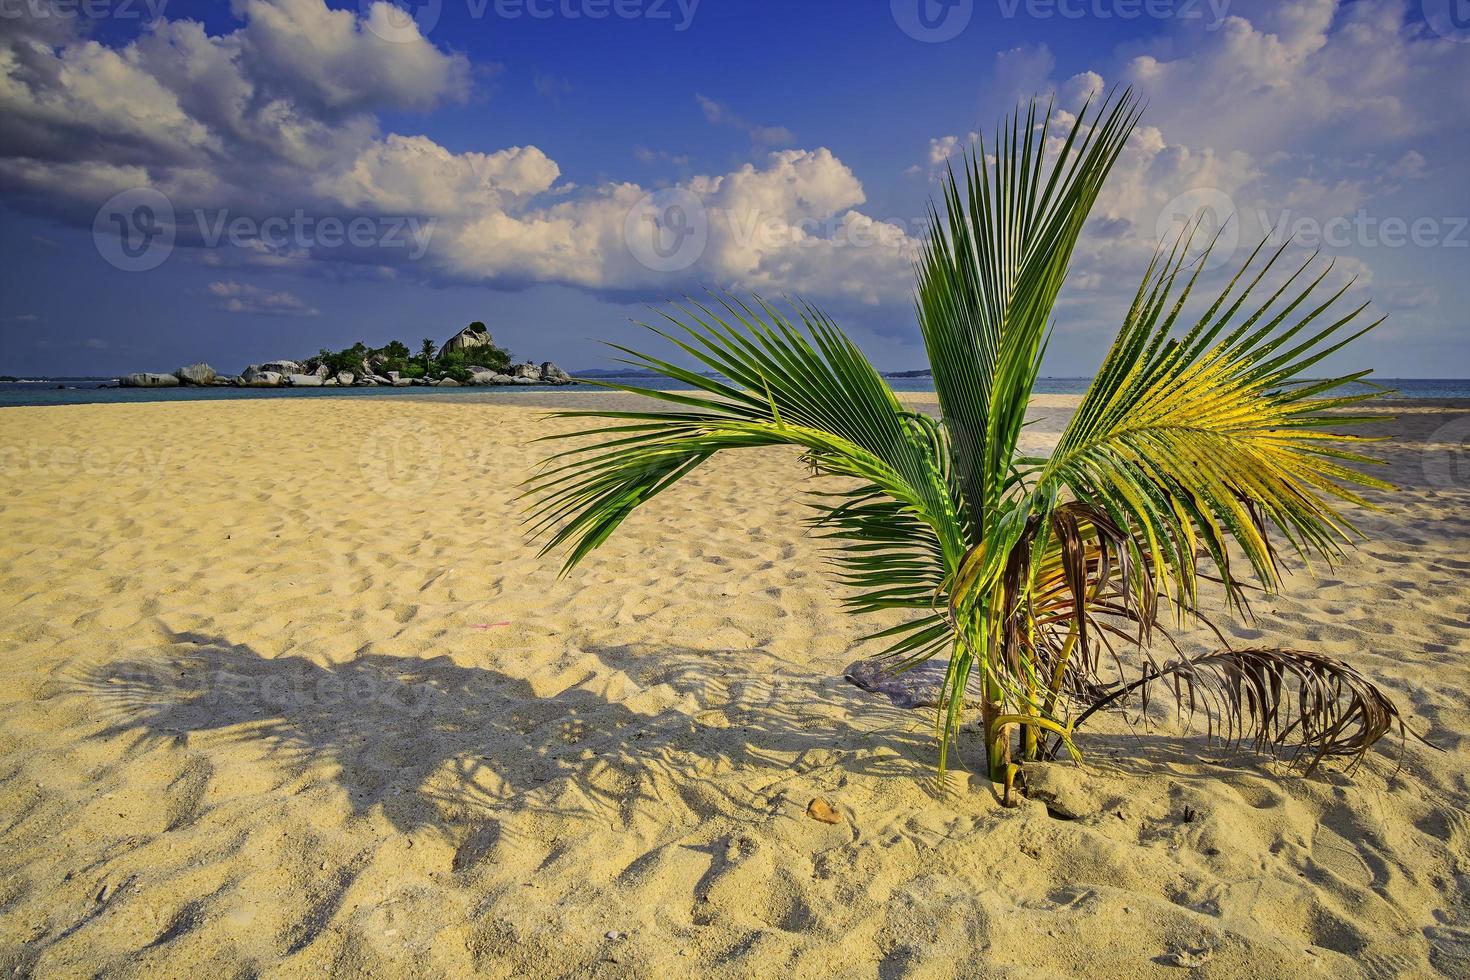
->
0, 0, 1467, 377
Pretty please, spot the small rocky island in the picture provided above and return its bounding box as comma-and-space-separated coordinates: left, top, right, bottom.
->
118, 323, 575, 389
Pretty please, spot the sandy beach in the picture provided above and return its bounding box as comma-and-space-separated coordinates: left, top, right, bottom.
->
0, 392, 1467, 978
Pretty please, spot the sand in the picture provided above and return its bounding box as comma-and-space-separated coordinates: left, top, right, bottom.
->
0, 392, 1467, 978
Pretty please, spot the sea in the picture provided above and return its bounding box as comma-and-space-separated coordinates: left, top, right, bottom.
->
2, 376, 1468, 408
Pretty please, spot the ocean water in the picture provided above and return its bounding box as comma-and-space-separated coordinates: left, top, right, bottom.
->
1, 376, 1468, 408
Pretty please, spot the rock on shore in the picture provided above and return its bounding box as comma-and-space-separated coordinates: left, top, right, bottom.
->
120, 372, 181, 388
118, 352, 577, 389
175, 363, 217, 385
440, 323, 494, 357
457, 362, 573, 386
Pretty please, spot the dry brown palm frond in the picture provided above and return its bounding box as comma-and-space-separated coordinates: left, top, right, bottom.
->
998, 502, 1176, 699
1067, 647, 1430, 773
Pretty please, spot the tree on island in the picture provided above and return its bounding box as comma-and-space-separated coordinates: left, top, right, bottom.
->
314, 340, 425, 379
299, 323, 520, 384
314, 342, 370, 377
379, 340, 412, 364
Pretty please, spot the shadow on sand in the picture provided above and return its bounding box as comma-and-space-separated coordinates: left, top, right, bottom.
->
70, 631, 941, 836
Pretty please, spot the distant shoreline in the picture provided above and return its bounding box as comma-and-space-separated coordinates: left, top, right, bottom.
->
5, 376, 1470, 409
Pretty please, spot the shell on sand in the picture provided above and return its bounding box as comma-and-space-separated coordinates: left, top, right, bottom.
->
0, 393, 1467, 977
805, 797, 844, 825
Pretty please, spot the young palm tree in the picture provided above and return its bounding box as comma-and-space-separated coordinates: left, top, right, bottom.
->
526, 92, 1416, 798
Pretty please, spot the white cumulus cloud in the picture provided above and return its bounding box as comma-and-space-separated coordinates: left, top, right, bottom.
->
0, 0, 915, 311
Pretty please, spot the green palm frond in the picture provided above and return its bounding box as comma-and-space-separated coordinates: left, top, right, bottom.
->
804, 484, 953, 666
917, 89, 1143, 536
1036, 228, 1392, 621
524, 296, 967, 626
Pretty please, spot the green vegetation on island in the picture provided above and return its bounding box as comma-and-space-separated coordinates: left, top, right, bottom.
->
118, 322, 571, 389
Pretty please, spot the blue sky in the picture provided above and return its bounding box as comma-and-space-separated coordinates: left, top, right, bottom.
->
1, 0, 1467, 377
